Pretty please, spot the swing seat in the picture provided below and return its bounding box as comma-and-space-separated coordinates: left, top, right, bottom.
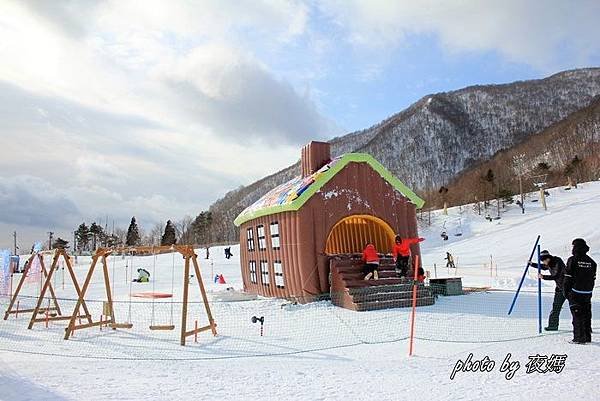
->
131, 292, 173, 299
110, 323, 133, 329
149, 324, 175, 331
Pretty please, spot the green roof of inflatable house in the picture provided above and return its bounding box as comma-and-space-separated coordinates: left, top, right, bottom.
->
234, 152, 425, 226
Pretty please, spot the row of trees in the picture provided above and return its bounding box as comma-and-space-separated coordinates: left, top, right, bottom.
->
72, 217, 181, 252
424, 152, 594, 214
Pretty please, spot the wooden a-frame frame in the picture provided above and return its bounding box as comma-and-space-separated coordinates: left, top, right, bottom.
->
3, 250, 74, 321
27, 249, 92, 329
64, 245, 217, 346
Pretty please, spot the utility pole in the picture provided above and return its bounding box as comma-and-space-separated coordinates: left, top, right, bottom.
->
13, 231, 18, 255
47, 231, 54, 250
513, 154, 526, 214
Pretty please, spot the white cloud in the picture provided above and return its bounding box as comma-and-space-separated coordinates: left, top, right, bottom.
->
0, 175, 80, 227
0, 0, 333, 248
319, 0, 600, 69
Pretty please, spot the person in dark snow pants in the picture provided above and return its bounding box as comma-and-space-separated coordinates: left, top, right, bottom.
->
362, 243, 380, 280
529, 250, 566, 331
392, 235, 424, 278
564, 238, 596, 344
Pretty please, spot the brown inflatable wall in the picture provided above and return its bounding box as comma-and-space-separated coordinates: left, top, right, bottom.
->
239, 160, 422, 301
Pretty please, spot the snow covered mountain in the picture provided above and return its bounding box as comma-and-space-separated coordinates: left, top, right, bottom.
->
444, 95, 600, 206
208, 68, 600, 241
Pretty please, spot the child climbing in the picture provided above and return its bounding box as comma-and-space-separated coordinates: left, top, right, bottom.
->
133, 268, 150, 283
362, 243, 380, 280
392, 235, 425, 278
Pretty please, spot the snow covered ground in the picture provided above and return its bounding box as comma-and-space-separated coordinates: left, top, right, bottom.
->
1, 182, 599, 400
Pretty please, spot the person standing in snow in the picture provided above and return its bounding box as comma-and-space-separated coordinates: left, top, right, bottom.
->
362, 243, 380, 280
564, 238, 596, 344
224, 247, 233, 259
528, 250, 566, 331
392, 235, 425, 278
445, 252, 456, 268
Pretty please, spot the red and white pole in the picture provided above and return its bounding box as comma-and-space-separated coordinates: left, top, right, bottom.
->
408, 255, 420, 356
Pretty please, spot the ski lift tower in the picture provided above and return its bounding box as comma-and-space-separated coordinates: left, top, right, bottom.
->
531, 174, 548, 211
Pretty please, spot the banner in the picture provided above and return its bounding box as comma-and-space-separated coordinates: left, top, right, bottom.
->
0, 249, 10, 296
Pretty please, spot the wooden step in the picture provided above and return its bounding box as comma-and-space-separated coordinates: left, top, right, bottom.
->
352, 291, 414, 302
348, 283, 414, 295
352, 288, 433, 302
354, 296, 435, 311
344, 278, 407, 287
340, 270, 399, 279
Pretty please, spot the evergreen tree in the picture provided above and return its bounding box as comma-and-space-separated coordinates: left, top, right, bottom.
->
192, 211, 213, 245
52, 238, 69, 249
160, 220, 177, 246
89, 222, 105, 250
75, 223, 90, 251
126, 217, 141, 246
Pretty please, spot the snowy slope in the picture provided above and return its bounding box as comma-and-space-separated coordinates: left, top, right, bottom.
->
1, 182, 600, 401
419, 180, 600, 289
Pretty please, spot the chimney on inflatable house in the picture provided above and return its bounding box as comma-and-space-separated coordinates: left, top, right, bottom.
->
301, 141, 331, 177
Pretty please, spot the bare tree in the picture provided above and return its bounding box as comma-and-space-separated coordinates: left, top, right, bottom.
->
176, 216, 194, 245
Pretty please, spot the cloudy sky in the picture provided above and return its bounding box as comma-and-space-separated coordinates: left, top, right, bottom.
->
1, 0, 599, 249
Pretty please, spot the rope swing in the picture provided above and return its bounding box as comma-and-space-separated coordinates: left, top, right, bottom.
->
148, 246, 175, 331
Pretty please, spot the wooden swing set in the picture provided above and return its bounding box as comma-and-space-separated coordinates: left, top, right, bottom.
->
3, 249, 92, 328
63, 245, 217, 346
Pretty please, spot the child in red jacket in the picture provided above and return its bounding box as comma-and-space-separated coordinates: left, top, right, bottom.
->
362, 243, 380, 280
392, 235, 425, 278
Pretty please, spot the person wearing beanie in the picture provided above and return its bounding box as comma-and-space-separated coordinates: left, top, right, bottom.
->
564, 238, 597, 344
529, 250, 566, 331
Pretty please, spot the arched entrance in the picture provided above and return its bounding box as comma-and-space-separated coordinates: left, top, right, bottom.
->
325, 215, 395, 255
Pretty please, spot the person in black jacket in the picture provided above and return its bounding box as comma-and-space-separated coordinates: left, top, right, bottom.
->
564, 238, 597, 344
529, 250, 566, 331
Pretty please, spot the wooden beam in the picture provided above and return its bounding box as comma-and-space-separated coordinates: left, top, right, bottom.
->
31, 315, 90, 323
28, 252, 62, 329
63, 249, 93, 324
184, 324, 213, 337
180, 255, 191, 346
192, 254, 217, 337
67, 320, 105, 331
101, 255, 117, 328
3, 253, 38, 320
65, 254, 100, 339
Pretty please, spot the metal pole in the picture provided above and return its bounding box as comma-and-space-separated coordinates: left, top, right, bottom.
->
13, 231, 17, 255
537, 244, 542, 334
508, 235, 541, 315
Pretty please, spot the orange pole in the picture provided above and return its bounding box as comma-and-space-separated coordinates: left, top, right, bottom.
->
15, 300, 19, 319
194, 320, 198, 343
408, 255, 420, 356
